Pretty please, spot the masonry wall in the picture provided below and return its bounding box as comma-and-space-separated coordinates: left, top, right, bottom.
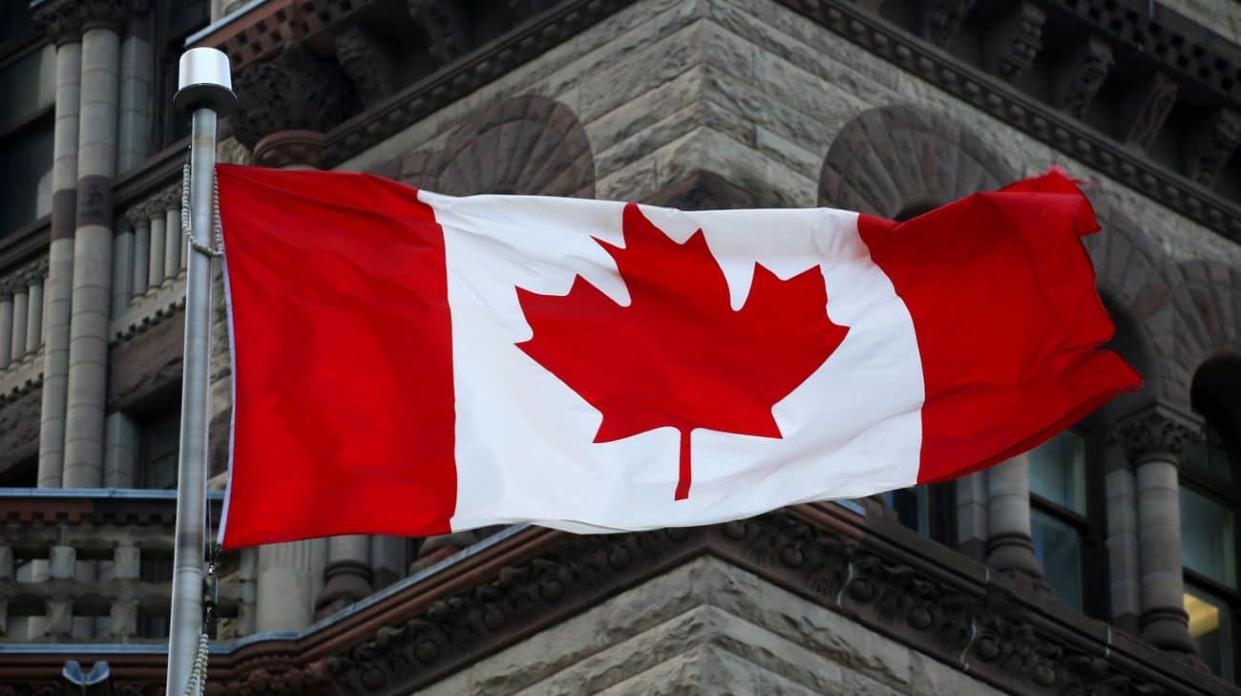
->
340, 0, 1230, 264
420, 556, 1003, 696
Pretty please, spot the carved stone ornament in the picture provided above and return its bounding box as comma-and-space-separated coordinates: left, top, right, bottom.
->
1122, 73, 1179, 151
921, 0, 977, 46
1052, 37, 1114, 119
392, 95, 596, 198
981, 2, 1047, 81
1116, 404, 1202, 465
33, 0, 136, 39
333, 25, 398, 108
232, 42, 355, 156
1187, 109, 1241, 187
407, 0, 471, 67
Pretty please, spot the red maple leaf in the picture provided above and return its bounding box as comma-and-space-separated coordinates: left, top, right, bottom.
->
516, 204, 849, 500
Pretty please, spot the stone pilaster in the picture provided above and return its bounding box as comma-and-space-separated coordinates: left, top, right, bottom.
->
1118, 403, 1201, 656
986, 454, 1052, 594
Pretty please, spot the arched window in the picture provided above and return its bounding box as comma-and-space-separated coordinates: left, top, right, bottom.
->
1183, 359, 1241, 682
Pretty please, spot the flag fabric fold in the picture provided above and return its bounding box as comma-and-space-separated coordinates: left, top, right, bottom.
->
215, 164, 1139, 549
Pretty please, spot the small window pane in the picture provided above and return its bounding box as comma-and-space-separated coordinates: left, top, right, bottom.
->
1031, 509, 1084, 610
1029, 431, 1087, 513
1185, 586, 1235, 682
0, 44, 55, 132
139, 410, 181, 489
1181, 486, 1237, 589
883, 487, 929, 535
0, 116, 53, 235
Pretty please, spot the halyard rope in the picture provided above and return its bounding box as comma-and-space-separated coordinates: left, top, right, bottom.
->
181, 160, 225, 258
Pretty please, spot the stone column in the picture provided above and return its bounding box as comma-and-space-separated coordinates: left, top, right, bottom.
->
34, 1, 84, 489
1103, 433, 1142, 634
147, 200, 165, 290
956, 471, 989, 562
1119, 404, 1201, 655
115, 8, 151, 172
0, 295, 12, 369
110, 215, 133, 317
256, 540, 326, 632
25, 264, 45, 356
9, 288, 27, 364
103, 412, 138, 487
370, 536, 407, 590
235, 42, 356, 630
163, 198, 181, 282
128, 207, 149, 299
63, 4, 128, 488
986, 454, 1052, 593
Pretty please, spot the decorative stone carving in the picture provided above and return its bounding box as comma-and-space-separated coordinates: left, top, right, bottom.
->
321, 0, 630, 167
1186, 109, 1241, 187
819, 104, 1015, 217
920, 0, 976, 46
981, 2, 1046, 81
232, 42, 355, 166
1052, 38, 1114, 119
32, 0, 84, 44
389, 95, 595, 198
407, 0, 471, 67
1121, 73, 1178, 151
333, 25, 397, 108
1116, 403, 1202, 466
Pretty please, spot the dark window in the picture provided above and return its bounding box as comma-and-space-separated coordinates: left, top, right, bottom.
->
1029, 429, 1105, 614
138, 408, 181, 489
138, 553, 173, 638
0, 41, 55, 237
1183, 360, 1241, 682
881, 481, 956, 544
152, 0, 210, 149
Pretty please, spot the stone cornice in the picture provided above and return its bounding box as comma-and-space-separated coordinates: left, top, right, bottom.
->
0, 504, 1233, 695
767, 0, 1241, 243
318, 0, 638, 166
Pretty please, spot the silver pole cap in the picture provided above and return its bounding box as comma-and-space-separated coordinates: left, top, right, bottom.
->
174, 47, 238, 115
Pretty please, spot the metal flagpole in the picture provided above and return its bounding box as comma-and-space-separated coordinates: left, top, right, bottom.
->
166, 47, 236, 696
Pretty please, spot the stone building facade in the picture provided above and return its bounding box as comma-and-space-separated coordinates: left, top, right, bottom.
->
0, 0, 1240, 693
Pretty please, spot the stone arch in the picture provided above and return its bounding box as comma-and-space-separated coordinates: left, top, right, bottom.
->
1166, 261, 1241, 409
1081, 202, 1176, 411
399, 95, 595, 198
818, 104, 1015, 215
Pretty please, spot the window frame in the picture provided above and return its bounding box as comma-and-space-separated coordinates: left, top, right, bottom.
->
1180, 449, 1241, 681
0, 36, 56, 239
1028, 424, 1110, 618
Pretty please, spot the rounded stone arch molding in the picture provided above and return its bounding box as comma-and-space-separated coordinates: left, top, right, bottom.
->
1162, 259, 1241, 409
818, 104, 1015, 217
395, 95, 596, 199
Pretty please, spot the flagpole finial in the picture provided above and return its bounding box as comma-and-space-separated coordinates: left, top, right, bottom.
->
175, 47, 237, 116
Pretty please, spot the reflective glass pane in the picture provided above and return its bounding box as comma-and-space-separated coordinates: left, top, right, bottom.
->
1181, 486, 1238, 589
883, 487, 929, 536
1031, 509, 1083, 610
1184, 586, 1235, 682
1029, 431, 1087, 513
0, 44, 55, 132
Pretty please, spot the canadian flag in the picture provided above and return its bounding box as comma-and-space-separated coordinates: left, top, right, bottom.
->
215, 165, 1139, 549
